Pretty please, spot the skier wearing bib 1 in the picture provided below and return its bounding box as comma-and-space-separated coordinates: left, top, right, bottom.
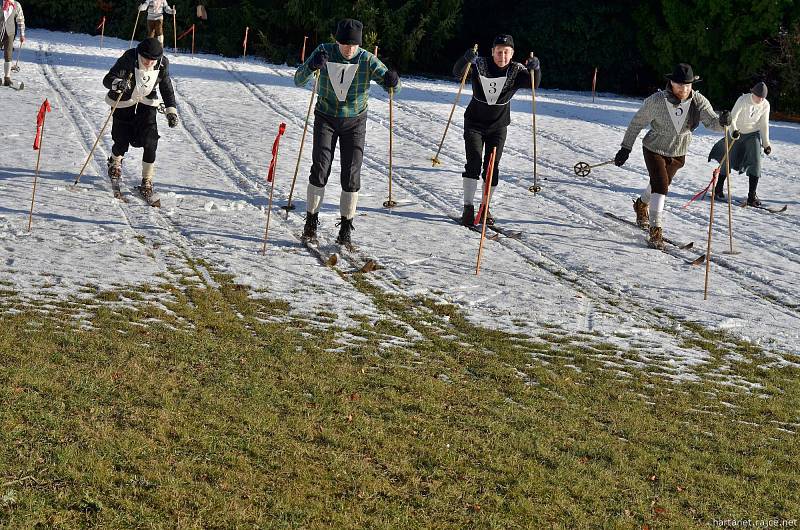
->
138, 0, 175, 46
2, 0, 24, 87
103, 38, 178, 204
454, 34, 541, 226
614, 63, 729, 250
294, 19, 400, 247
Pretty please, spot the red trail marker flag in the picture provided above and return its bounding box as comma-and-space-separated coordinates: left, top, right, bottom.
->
33, 99, 52, 150
267, 122, 287, 183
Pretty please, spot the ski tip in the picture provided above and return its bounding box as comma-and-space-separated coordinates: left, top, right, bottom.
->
326, 254, 339, 267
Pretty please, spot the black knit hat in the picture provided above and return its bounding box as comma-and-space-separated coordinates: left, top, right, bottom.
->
751, 81, 768, 98
335, 19, 363, 46
493, 34, 514, 49
665, 63, 700, 84
137, 37, 163, 60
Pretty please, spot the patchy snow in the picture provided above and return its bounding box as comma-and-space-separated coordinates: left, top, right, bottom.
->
2, 30, 798, 368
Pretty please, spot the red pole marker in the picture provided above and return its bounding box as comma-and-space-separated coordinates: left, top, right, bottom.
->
592, 67, 598, 102
177, 24, 196, 55
243, 27, 249, 58
301, 35, 308, 63
262, 123, 288, 254
30, 99, 52, 231
97, 17, 106, 48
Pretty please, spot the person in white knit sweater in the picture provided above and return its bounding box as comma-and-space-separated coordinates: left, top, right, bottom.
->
708, 82, 771, 207
139, 0, 175, 46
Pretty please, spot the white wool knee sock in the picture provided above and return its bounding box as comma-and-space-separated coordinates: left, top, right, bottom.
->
157, 34, 164, 45
306, 183, 325, 214
340, 191, 359, 220
640, 184, 652, 205
650, 193, 666, 227
463, 177, 478, 205
142, 162, 155, 184
4, 62, 11, 78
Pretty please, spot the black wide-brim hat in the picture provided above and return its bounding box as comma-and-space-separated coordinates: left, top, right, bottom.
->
665, 63, 700, 84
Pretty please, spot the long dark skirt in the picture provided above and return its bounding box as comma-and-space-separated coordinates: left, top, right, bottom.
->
708, 130, 762, 177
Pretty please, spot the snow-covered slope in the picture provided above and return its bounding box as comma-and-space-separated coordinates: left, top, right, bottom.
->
2, 30, 798, 363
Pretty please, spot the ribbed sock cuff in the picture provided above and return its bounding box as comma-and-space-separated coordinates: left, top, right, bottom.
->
306, 183, 325, 214
340, 191, 359, 220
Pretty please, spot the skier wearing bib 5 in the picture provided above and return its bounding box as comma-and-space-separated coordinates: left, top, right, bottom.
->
614, 63, 729, 250
138, 0, 175, 46
294, 18, 401, 247
454, 34, 541, 226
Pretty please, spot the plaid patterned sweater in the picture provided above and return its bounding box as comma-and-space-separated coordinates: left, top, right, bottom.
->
294, 43, 400, 118
621, 88, 724, 157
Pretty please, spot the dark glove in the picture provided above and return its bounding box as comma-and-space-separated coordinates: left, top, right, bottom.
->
463, 48, 478, 64
731, 130, 741, 140
525, 56, 540, 72
719, 110, 732, 127
764, 145, 771, 155
167, 113, 178, 128
614, 147, 631, 167
309, 50, 328, 71
384, 69, 399, 89
111, 76, 131, 93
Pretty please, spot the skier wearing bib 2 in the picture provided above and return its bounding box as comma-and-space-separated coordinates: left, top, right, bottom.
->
294, 19, 400, 247
2, 0, 24, 87
138, 0, 175, 46
614, 63, 729, 250
103, 38, 178, 204
708, 82, 771, 207
454, 34, 541, 226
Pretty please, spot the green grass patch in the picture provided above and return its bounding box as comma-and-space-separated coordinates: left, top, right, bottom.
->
1, 263, 798, 528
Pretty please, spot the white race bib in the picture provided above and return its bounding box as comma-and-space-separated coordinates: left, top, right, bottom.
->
479, 75, 506, 105
665, 99, 692, 134
326, 62, 359, 102
134, 67, 159, 102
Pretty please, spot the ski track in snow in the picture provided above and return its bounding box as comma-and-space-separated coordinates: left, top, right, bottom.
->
2, 31, 798, 381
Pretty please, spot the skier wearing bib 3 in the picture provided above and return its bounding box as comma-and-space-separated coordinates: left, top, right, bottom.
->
103, 37, 178, 204
138, 0, 175, 46
615, 63, 729, 250
454, 34, 541, 226
708, 81, 771, 207
2, 0, 24, 87
294, 19, 400, 247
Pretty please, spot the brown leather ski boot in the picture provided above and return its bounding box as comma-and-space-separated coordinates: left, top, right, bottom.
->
648, 226, 665, 250
633, 198, 649, 229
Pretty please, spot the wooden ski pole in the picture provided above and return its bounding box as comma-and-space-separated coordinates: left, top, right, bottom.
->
475, 147, 498, 275
129, 8, 142, 49
300, 36, 308, 62
243, 26, 249, 58
283, 70, 319, 213
191, 24, 195, 56
100, 17, 105, 49
173, 9, 177, 53
73, 74, 132, 187
29, 114, 48, 232
703, 139, 720, 300
432, 43, 477, 166
529, 51, 540, 194
723, 128, 738, 255
383, 88, 397, 208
